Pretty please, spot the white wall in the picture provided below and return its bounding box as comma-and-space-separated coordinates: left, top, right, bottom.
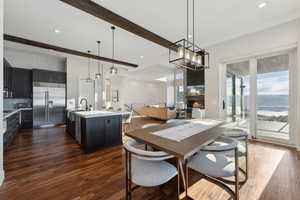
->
4, 47, 66, 71
166, 74, 175, 107
66, 56, 103, 109
205, 18, 300, 148
0, 0, 4, 185
66, 56, 166, 111
110, 76, 166, 110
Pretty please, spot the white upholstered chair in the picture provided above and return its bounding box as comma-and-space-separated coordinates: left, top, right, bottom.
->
141, 123, 160, 129
141, 123, 160, 150
186, 137, 240, 200
223, 128, 249, 182
166, 119, 180, 123
123, 139, 178, 200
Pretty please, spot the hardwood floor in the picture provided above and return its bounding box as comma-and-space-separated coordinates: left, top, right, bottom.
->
0, 117, 299, 200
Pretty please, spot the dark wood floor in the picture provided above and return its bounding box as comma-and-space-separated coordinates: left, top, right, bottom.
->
0, 117, 299, 200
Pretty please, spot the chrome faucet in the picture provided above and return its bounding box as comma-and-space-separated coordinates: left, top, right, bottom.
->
80, 98, 88, 111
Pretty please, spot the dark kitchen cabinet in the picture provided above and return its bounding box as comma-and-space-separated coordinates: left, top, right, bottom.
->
80, 115, 122, 154
3, 58, 13, 96
105, 116, 122, 146
82, 118, 106, 153
3, 112, 20, 151
21, 110, 33, 129
12, 68, 33, 98
32, 69, 66, 84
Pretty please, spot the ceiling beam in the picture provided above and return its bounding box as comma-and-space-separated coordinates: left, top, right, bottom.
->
59, 0, 176, 51
4, 34, 138, 68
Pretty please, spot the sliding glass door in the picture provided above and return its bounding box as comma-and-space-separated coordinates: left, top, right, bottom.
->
226, 61, 250, 131
225, 51, 293, 143
256, 54, 289, 140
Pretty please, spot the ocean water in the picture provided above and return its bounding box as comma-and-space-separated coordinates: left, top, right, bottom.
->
245, 95, 288, 116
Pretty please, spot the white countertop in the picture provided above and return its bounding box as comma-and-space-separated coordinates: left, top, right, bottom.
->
3, 108, 33, 119
74, 110, 131, 119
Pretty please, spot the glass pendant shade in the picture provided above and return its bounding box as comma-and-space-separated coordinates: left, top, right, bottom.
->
192, 52, 197, 63
95, 73, 101, 79
110, 67, 117, 75
178, 47, 184, 58
197, 55, 202, 65
185, 50, 191, 60
95, 41, 102, 79
85, 50, 93, 82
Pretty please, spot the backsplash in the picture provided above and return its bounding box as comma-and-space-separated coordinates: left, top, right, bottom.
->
4, 98, 32, 110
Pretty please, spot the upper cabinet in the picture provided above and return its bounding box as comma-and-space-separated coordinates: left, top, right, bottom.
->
32, 69, 66, 84
4, 58, 13, 94
3, 59, 66, 99
3, 58, 33, 99
11, 68, 33, 98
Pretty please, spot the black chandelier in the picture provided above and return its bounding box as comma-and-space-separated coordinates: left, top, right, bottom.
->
169, 0, 209, 71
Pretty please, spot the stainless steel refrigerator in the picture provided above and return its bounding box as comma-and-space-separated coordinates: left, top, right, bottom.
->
33, 82, 66, 128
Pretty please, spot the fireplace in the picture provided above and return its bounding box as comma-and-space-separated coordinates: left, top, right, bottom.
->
187, 98, 205, 109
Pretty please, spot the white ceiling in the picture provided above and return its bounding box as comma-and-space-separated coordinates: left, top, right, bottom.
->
4, 0, 300, 80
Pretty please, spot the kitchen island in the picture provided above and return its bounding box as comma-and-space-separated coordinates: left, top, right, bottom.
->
68, 110, 130, 154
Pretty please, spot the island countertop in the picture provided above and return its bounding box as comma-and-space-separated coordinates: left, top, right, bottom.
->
73, 110, 131, 119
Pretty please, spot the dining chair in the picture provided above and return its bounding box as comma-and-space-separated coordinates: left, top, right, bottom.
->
223, 128, 249, 183
123, 110, 133, 134
141, 123, 160, 129
141, 123, 160, 150
166, 119, 180, 123
186, 137, 240, 200
123, 139, 178, 200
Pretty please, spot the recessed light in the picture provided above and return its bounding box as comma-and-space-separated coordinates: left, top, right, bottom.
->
258, 2, 267, 8
140, 56, 144, 59
54, 29, 61, 33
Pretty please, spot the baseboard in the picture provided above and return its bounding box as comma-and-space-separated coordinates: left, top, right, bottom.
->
0, 169, 4, 185
249, 137, 296, 150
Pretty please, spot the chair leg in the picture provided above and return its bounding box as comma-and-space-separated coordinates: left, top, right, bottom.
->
185, 163, 189, 198
177, 159, 181, 200
235, 148, 240, 200
124, 124, 128, 134
128, 153, 132, 200
245, 138, 249, 180
125, 150, 129, 200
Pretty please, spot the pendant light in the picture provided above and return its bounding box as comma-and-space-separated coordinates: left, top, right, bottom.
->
95, 41, 102, 79
110, 26, 118, 75
85, 50, 93, 82
169, 0, 209, 71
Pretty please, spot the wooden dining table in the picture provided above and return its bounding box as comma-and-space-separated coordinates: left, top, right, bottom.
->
125, 119, 227, 199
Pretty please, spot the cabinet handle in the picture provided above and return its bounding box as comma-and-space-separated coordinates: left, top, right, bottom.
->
107, 120, 111, 124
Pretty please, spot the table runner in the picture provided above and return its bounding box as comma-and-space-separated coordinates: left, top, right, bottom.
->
151, 120, 222, 142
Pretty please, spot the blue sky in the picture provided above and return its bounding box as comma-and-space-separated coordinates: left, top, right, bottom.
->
243, 71, 289, 96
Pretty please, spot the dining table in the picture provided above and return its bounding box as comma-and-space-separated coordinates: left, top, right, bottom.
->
125, 119, 227, 199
